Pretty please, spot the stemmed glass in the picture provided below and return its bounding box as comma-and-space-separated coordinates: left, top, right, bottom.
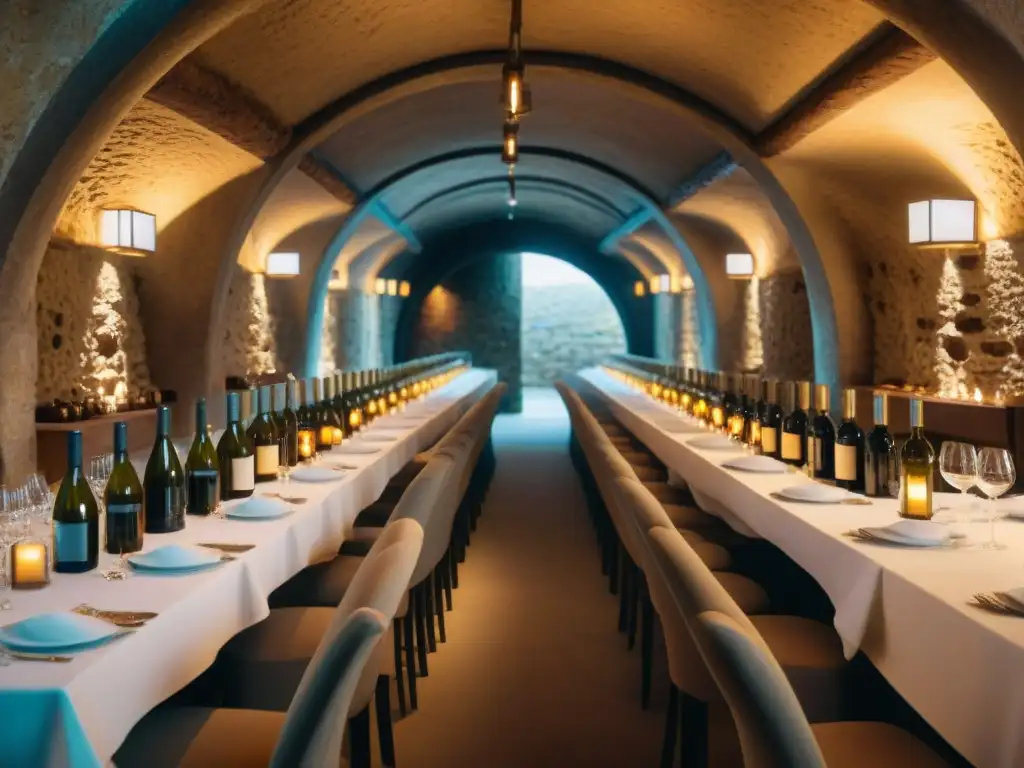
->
976, 447, 1015, 550
939, 441, 978, 530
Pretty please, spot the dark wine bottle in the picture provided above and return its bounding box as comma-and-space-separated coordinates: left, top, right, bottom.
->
53, 430, 100, 573
834, 388, 865, 492
104, 422, 143, 554
245, 387, 259, 442
217, 391, 255, 500
864, 393, 895, 498
343, 371, 363, 436
144, 405, 186, 533
252, 384, 280, 483
331, 370, 346, 435
810, 384, 836, 480
780, 381, 808, 467
282, 379, 299, 466
185, 398, 220, 515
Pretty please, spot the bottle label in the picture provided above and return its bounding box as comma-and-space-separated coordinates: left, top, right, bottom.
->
231, 456, 255, 491
54, 521, 89, 564
807, 436, 819, 472
781, 432, 802, 461
255, 445, 279, 476
761, 427, 777, 455
835, 445, 858, 481
107, 502, 141, 516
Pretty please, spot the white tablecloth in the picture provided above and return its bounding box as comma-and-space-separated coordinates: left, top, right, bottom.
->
0, 369, 496, 768
581, 367, 1024, 768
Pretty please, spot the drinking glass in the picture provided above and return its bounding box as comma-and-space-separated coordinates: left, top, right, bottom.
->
976, 447, 1015, 550
939, 441, 978, 528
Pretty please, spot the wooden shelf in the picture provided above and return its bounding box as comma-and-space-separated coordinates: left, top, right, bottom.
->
36, 409, 158, 483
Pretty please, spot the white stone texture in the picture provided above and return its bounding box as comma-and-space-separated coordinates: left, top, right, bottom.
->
522, 283, 626, 386
35, 243, 151, 402
759, 271, 813, 380
221, 265, 278, 379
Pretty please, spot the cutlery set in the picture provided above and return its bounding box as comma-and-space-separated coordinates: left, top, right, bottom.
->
971, 592, 1024, 617
260, 492, 309, 504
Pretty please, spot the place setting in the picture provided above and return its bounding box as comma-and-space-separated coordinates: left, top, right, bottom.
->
0, 609, 144, 664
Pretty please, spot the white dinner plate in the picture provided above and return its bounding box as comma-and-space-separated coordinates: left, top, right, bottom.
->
776, 484, 853, 504
290, 465, 346, 483
722, 455, 788, 474
688, 435, 742, 452
333, 444, 383, 455
861, 519, 951, 547
358, 434, 400, 443
0, 612, 122, 651
226, 496, 291, 520
128, 545, 223, 572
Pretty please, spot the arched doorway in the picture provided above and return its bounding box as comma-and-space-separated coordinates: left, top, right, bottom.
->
521, 252, 626, 387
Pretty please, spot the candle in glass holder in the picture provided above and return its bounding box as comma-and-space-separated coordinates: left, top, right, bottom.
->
712, 405, 724, 429
11, 539, 50, 589
297, 429, 315, 461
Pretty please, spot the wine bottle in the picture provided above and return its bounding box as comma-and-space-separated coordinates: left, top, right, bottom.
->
834, 388, 865, 492
217, 391, 255, 500
245, 387, 259, 442
252, 385, 281, 482
53, 430, 100, 573
375, 369, 388, 419
332, 370, 346, 428
281, 379, 299, 466
185, 398, 220, 515
144, 405, 186, 533
343, 371, 363, 436
312, 378, 332, 451
864, 393, 895, 498
320, 376, 343, 448
810, 384, 836, 480
364, 370, 379, 424
104, 422, 144, 554
899, 398, 935, 520
780, 381, 808, 467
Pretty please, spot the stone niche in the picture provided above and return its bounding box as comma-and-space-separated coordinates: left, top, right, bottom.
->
411, 253, 523, 412
522, 281, 626, 386
36, 241, 152, 403
759, 270, 813, 381
221, 265, 280, 380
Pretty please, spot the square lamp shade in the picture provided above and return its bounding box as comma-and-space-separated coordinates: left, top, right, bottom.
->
649, 274, 671, 295
908, 199, 977, 246
680, 274, 695, 292
386, 279, 398, 296
265, 252, 300, 277
399, 281, 411, 297
100, 209, 156, 254
375, 278, 387, 295
634, 280, 646, 297
726, 253, 754, 278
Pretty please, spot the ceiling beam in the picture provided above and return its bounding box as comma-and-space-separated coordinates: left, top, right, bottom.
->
665, 152, 738, 209
754, 22, 937, 157
371, 201, 422, 253
598, 208, 655, 254
148, 58, 358, 206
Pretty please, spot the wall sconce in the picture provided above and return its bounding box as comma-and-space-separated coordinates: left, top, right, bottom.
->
649, 276, 661, 295
908, 199, 978, 248
501, 63, 531, 118
726, 253, 754, 279
386, 279, 398, 296
375, 278, 386, 295
680, 274, 695, 292
265, 251, 300, 277
634, 280, 646, 298
399, 281, 411, 298
100, 209, 156, 255
649, 274, 670, 295
502, 122, 519, 165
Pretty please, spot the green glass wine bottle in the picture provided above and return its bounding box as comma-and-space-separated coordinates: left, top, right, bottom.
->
185, 398, 220, 515
53, 430, 100, 573
252, 384, 281, 483
282, 379, 299, 466
104, 421, 143, 554
217, 391, 255, 500
144, 405, 187, 533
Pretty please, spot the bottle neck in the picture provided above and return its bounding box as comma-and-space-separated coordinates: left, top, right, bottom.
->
195, 400, 207, 438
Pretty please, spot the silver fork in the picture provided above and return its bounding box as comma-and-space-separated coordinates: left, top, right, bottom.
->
972, 593, 1020, 615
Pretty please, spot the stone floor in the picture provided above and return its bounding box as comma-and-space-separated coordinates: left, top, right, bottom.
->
391, 387, 664, 767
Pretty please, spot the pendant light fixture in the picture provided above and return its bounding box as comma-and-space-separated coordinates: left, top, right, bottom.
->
502, 122, 519, 165
500, 0, 531, 120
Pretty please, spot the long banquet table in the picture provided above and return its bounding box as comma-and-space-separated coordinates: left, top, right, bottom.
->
581, 366, 1024, 768
0, 368, 497, 768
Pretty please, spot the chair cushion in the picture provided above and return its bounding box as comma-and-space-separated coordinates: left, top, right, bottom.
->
663, 504, 719, 529
643, 482, 689, 504
714, 572, 769, 614
221, 607, 334, 711
751, 614, 848, 723
811, 721, 951, 768
633, 465, 668, 482
692, 540, 733, 571
113, 706, 285, 768
621, 450, 659, 468
269, 555, 364, 608
350, 525, 385, 544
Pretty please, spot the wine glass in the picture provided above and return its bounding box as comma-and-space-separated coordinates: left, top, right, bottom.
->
939, 441, 978, 528
976, 447, 1015, 550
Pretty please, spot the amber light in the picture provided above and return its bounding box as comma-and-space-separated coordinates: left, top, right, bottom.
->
297, 429, 315, 460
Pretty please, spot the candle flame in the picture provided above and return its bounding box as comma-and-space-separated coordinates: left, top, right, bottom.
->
114, 381, 127, 398
973, 387, 983, 403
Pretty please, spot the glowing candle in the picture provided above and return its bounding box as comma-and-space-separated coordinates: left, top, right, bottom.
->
11, 540, 49, 589
297, 429, 315, 461
973, 387, 983, 403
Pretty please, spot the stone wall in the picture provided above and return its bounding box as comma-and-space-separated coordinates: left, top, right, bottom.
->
36, 242, 151, 402
220, 265, 279, 380
522, 283, 626, 385
411, 254, 522, 412
760, 271, 814, 380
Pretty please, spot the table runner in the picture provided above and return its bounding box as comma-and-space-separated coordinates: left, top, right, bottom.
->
581, 367, 1024, 768
0, 369, 496, 768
